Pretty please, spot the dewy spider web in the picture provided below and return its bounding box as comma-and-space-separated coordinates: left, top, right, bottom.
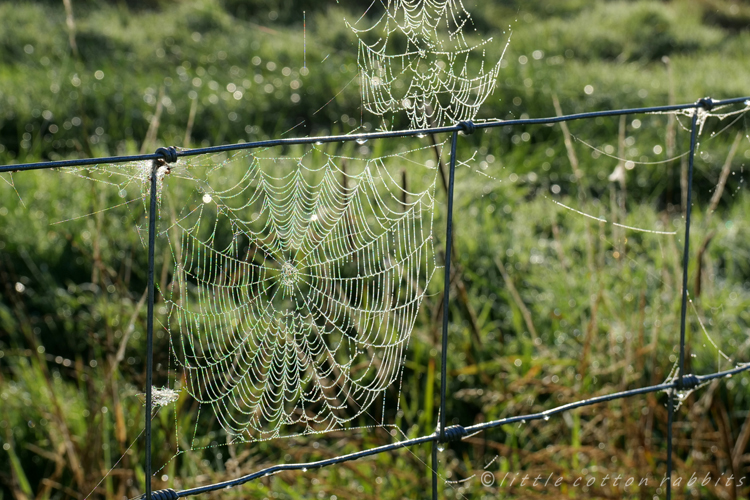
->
166, 146, 438, 442
348, 0, 505, 130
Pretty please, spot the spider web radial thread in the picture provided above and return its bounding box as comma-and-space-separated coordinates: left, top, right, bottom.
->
166, 146, 438, 442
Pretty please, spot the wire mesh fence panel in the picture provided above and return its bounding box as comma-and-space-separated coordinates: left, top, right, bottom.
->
1, 97, 750, 500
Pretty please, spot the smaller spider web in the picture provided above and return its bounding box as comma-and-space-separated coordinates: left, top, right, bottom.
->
348, 0, 506, 130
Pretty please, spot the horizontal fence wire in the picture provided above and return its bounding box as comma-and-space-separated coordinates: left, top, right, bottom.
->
171, 364, 750, 499
2, 95, 750, 500
2, 96, 748, 174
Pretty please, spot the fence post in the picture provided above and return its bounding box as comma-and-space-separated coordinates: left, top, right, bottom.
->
666, 98, 705, 500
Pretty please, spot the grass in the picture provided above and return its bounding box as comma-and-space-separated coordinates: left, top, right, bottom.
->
1, 0, 750, 499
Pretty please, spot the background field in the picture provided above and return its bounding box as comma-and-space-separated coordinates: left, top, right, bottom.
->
1, 0, 750, 499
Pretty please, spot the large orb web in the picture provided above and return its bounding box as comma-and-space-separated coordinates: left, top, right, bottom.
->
166, 145, 438, 442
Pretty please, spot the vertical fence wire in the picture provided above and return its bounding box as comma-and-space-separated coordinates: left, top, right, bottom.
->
440, 130, 459, 441
432, 130, 460, 499
666, 105, 701, 500
678, 109, 701, 382
666, 389, 675, 499
431, 443, 438, 500
144, 160, 159, 500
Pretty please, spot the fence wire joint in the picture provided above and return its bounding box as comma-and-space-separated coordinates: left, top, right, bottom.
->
140, 489, 178, 500
457, 121, 476, 135
439, 424, 468, 443
155, 146, 178, 164
678, 374, 701, 390
698, 97, 714, 111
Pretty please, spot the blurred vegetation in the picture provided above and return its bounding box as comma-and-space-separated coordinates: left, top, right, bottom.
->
1, 0, 750, 499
